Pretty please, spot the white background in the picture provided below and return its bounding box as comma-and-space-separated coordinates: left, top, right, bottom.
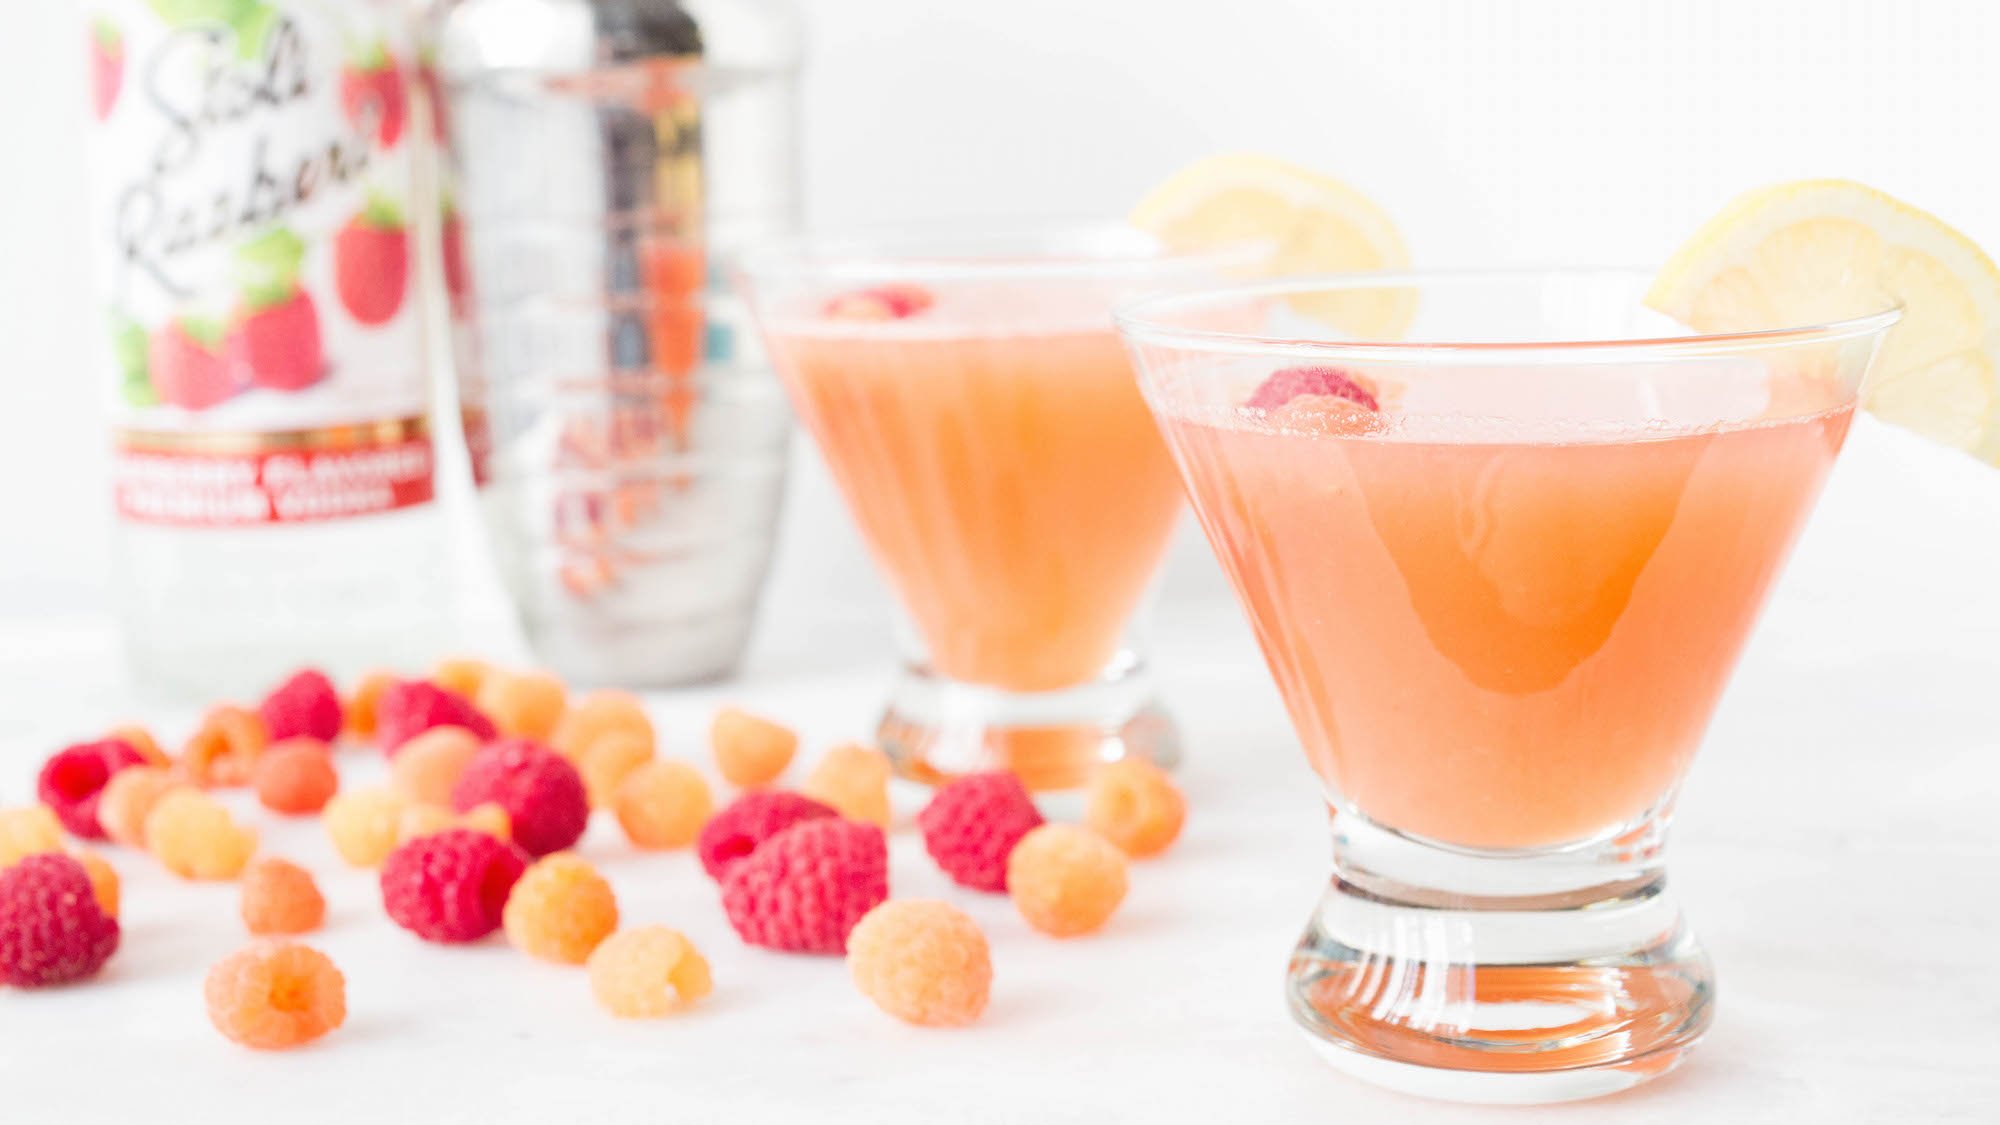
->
2, 4, 1998, 1122
5, 0, 2000, 633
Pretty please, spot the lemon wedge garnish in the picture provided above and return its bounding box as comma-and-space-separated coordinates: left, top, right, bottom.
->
1649, 179, 2000, 462
1130, 153, 1412, 339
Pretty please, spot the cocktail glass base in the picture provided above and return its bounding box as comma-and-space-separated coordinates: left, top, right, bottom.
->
1287, 809, 1714, 1105
876, 651, 1181, 792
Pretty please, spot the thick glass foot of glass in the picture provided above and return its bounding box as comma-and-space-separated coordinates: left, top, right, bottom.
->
1287, 811, 1714, 1105
877, 651, 1181, 792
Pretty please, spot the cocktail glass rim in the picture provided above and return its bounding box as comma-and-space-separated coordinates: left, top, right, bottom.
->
735, 222, 1267, 285
1114, 266, 1903, 363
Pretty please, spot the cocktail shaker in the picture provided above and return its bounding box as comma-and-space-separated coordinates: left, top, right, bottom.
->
428, 0, 802, 686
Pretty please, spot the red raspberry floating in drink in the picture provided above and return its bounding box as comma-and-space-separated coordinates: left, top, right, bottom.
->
89, 19, 123, 122
37, 739, 148, 840
380, 828, 530, 944
696, 789, 837, 882
340, 42, 408, 150
336, 194, 411, 326
721, 818, 889, 954
917, 771, 1045, 893
0, 854, 121, 988
1247, 365, 1381, 412
449, 739, 589, 857
149, 318, 236, 411
375, 679, 496, 755
823, 284, 935, 321
259, 668, 344, 744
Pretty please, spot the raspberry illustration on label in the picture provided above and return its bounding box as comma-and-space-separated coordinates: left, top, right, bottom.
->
336, 194, 410, 327
341, 40, 407, 150
89, 19, 124, 121
228, 228, 324, 392
148, 317, 235, 411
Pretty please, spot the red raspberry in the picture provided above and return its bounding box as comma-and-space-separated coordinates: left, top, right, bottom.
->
258, 668, 344, 744
1246, 365, 1380, 412
822, 283, 934, 321
37, 739, 148, 840
380, 828, 529, 943
917, 772, 1045, 893
720, 819, 888, 954
697, 790, 837, 882
0, 853, 121, 987
449, 739, 588, 857
376, 679, 497, 755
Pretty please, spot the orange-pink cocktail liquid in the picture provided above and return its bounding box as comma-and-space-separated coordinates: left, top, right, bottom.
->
1164, 390, 1851, 849
767, 319, 1185, 695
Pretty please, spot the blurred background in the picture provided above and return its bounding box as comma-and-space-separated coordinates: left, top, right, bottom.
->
2, 0, 1995, 669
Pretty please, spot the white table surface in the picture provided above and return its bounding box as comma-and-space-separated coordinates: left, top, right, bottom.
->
0, 417, 1996, 1124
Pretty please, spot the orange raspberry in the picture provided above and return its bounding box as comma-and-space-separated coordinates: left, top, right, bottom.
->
343, 669, 398, 740
551, 690, 654, 762
0, 805, 64, 866
801, 743, 892, 828
847, 900, 991, 1027
240, 857, 325, 935
502, 853, 619, 964
459, 802, 512, 842
388, 726, 482, 805
1006, 824, 1127, 938
579, 732, 654, 809
107, 724, 170, 768
253, 739, 339, 816
710, 707, 796, 787
476, 669, 568, 742
68, 848, 122, 917
181, 705, 269, 788
430, 657, 494, 701
395, 803, 458, 844
1084, 759, 1186, 858
323, 787, 409, 868
146, 789, 257, 880
97, 767, 186, 849
586, 926, 712, 1018
205, 942, 346, 1050
612, 760, 713, 850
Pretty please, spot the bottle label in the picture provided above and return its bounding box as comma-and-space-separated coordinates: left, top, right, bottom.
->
86, 0, 430, 526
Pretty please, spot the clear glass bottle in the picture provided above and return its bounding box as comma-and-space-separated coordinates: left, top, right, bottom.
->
430, 0, 803, 686
82, 0, 456, 699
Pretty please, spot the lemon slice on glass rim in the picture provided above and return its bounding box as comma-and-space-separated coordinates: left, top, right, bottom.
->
1648, 179, 2000, 463
1129, 153, 1414, 339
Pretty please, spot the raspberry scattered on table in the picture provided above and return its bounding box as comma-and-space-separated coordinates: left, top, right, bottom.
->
550, 689, 654, 761
258, 669, 344, 744
37, 739, 148, 839
1007, 824, 1129, 938
96, 767, 184, 849
801, 743, 893, 829
450, 739, 588, 857
324, 786, 411, 869
389, 726, 483, 805
380, 828, 529, 943
721, 818, 888, 954
918, 771, 1045, 893
476, 669, 568, 742
1084, 758, 1186, 858
180, 705, 270, 789
0, 853, 120, 987
376, 680, 497, 755
697, 789, 836, 881
145, 789, 257, 881
578, 732, 654, 809
253, 739, 339, 816
503, 853, 619, 964
710, 707, 798, 788
241, 857, 326, 936
205, 942, 346, 1050
614, 760, 714, 850
847, 899, 991, 1027
587, 926, 712, 1018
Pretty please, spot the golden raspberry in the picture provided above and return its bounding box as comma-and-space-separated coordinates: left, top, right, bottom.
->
0, 805, 64, 866
146, 789, 257, 881
430, 657, 494, 700
107, 724, 170, 767
343, 669, 398, 740
846, 900, 991, 1027
322, 787, 409, 868
459, 802, 513, 842
586, 926, 712, 1018
69, 848, 121, 917
1084, 759, 1186, 858
801, 743, 892, 828
205, 942, 346, 1050
551, 690, 654, 761
394, 801, 512, 846
502, 853, 619, 964
476, 669, 568, 742
1006, 824, 1127, 938
388, 726, 482, 805
612, 760, 713, 850
240, 857, 325, 935
181, 705, 269, 788
253, 739, 339, 816
579, 732, 654, 809
97, 767, 186, 849
710, 707, 796, 787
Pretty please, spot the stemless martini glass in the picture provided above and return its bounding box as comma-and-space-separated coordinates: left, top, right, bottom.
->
1116, 270, 1897, 1103
742, 229, 1245, 789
